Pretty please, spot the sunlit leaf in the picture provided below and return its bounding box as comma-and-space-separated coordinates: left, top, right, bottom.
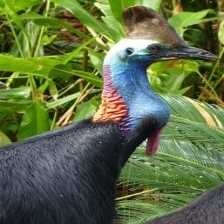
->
218, 20, 224, 45
0, 87, 30, 99
0, 54, 61, 75
18, 101, 50, 139
0, 131, 11, 146
52, 0, 117, 39
47, 93, 80, 109
74, 98, 98, 121
169, 10, 211, 35
3, 0, 41, 12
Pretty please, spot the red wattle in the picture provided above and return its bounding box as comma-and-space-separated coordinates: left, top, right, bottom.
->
146, 129, 162, 155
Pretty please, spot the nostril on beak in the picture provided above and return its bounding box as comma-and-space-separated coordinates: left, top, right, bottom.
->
200, 51, 208, 55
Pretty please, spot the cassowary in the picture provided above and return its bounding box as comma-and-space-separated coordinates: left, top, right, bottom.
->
147, 184, 224, 224
0, 6, 216, 224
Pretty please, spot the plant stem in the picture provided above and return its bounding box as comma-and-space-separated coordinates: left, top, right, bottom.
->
5, 14, 24, 57
197, 71, 221, 103
116, 189, 158, 201
208, 47, 224, 83
214, 74, 224, 88
32, 0, 51, 57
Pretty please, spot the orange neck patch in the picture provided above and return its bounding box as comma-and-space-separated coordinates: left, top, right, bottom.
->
92, 89, 128, 123
93, 66, 128, 124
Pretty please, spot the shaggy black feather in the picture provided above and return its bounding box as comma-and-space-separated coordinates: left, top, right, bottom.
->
146, 183, 224, 224
0, 118, 154, 224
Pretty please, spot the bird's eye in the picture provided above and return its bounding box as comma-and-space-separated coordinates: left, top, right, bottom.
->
125, 47, 134, 56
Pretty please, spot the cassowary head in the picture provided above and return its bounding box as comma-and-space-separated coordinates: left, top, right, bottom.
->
93, 6, 216, 155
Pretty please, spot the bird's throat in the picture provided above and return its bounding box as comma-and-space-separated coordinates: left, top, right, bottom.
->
93, 65, 169, 155
93, 66, 129, 133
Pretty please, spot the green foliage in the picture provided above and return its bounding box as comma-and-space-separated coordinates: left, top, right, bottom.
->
53, 0, 117, 40
218, 20, 224, 45
107, 0, 161, 22
169, 10, 211, 36
18, 101, 50, 139
150, 60, 200, 95
119, 96, 224, 223
74, 98, 98, 121
0, 131, 11, 146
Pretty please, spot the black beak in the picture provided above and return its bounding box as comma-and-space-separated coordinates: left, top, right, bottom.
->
158, 46, 217, 62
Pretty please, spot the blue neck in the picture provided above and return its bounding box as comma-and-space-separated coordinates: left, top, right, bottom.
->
105, 63, 170, 132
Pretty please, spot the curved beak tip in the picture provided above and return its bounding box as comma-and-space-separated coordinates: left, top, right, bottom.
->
196, 50, 217, 61
155, 46, 217, 62
176, 46, 217, 61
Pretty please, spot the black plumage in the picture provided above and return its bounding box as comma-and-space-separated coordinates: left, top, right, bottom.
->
146, 184, 224, 224
0, 118, 154, 224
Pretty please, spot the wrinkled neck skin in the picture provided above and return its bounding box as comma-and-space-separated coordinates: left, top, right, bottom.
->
93, 39, 169, 151
93, 45, 170, 142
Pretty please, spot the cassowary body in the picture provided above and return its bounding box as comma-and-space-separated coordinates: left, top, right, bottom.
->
147, 184, 224, 224
0, 50, 165, 224
0, 6, 216, 224
0, 120, 149, 224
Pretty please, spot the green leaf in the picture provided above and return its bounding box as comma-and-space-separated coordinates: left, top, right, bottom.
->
71, 70, 102, 87
18, 12, 85, 37
0, 54, 101, 87
3, 0, 41, 12
169, 10, 211, 35
50, 65, 102, 87
47, 93, 80, 109
94, 1, 123, 40
62, 38, 95, 64
0, 131, 11, 146
74, 98, 98, 121
0, 87, 30, 99
0, 54, 62, 76
88, 50, 104, 72
18, 101, 50, 139
48, 81, 58, 101
118, 0, 161, 11
138, 0, 161, 10
150, 60, 199, 94
108, 0, 123, 22
52, 0, 116, 39
119, 96, 224, 223
0, 99, 32, 112
218, 20, 224, 45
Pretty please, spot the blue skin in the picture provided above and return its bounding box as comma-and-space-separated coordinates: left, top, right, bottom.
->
103, 47, 170, 132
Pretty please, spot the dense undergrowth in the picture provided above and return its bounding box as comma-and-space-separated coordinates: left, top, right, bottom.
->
0, 0, 223, 223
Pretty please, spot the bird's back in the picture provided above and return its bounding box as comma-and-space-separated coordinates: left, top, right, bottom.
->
147, 184, 224, 224
0, 120, 123, 224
